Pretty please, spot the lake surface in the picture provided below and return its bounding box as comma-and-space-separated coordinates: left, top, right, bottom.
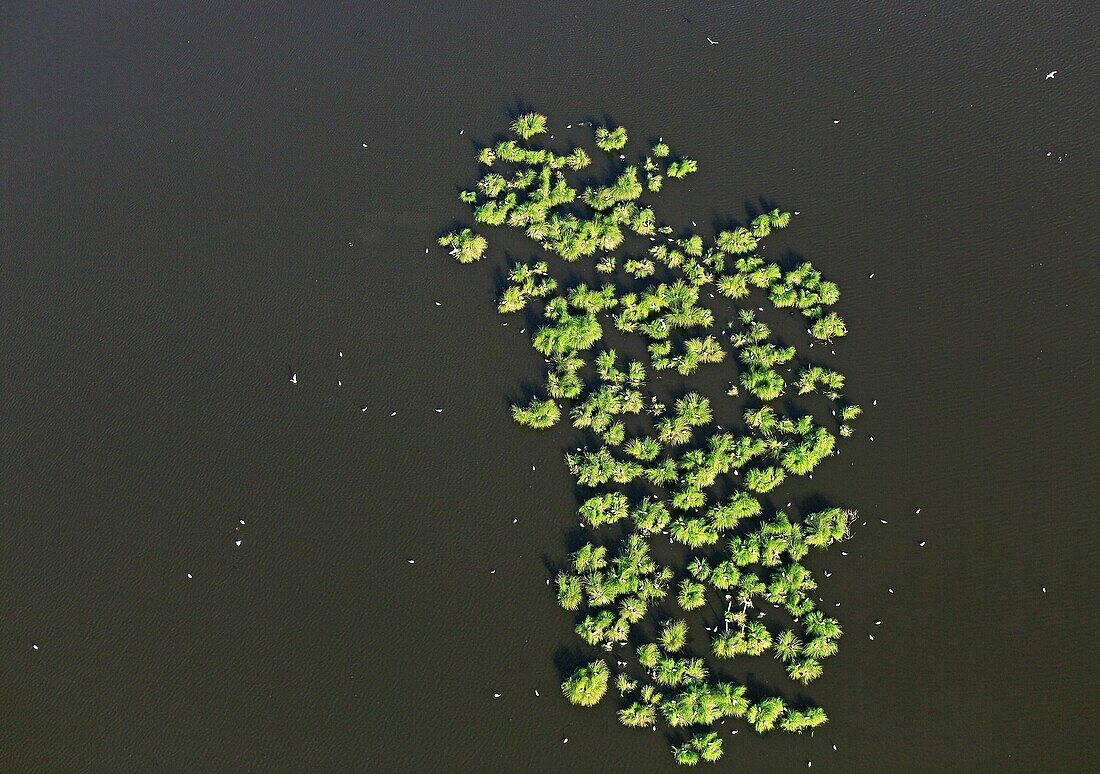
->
2, 2, 1098, 771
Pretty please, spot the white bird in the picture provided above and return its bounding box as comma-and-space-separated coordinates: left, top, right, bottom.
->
290, 373, 297, 384
407, 559, 415, 564
707, 37, 719, 44
1045, 70, 1057, 79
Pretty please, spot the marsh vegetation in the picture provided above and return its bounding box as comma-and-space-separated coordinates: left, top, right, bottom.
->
442, 111, 859, 764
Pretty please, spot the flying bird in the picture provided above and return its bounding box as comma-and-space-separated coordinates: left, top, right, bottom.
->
707, 37, 719, 45
1045, 70, 1057, 79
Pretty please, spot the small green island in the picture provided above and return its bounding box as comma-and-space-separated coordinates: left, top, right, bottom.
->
440, 111, 860, 765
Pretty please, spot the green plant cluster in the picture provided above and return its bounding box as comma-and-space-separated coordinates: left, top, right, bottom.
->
441, 112, 860, 765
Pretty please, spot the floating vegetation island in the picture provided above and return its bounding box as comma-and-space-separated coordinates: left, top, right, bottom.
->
440, 112, 861, 765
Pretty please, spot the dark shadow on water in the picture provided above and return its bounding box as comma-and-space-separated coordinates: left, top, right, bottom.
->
553, 644, 589, 680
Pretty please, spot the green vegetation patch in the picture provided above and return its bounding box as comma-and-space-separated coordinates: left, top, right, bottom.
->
440, 111, 860, 764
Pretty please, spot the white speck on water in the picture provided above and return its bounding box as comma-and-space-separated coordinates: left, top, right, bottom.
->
869, 273, 875, 278
1042, 587, 1046, 592
513, 518, 518, 524
338, 351, 343, 357
337, 380, 342, 386
361, 406, 368, 412
407, 559, 415, 564
534, 689, 539, 696
235, 539, 242, 546
425, 247, 429, 254
239, 520, 245, 525
435, 408, 443, 413
919, 541, 926, 546
490, 570, 496, 574
460, 129, 464, 134
187, 572, 193, 579
532, 466, 535, 471
493, 693, 500, 697
888, 588, 894, 593
880, 519, 888, 524
916, 508, 921, 513
390, 411, 397, 416
872, 399, 877, 406
833, 119, 840, 124
32, 644, 39, 650
833, 745, 837, 750
875, 620, 882, 625
563, 738, 568, 744
435, 301, 442, 306
841, 551, 848, 556
362, 143, 368, 147
868, 634, 874, 640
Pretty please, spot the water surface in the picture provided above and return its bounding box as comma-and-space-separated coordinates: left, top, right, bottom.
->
1, 2, 1098, 771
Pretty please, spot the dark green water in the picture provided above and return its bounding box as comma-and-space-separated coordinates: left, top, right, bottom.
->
2, 2, 1098, 771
